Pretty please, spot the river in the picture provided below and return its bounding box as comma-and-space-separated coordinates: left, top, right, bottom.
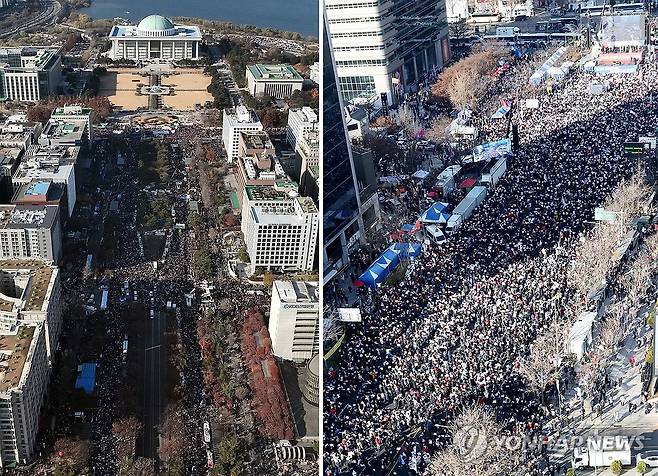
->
79, 0, 318, 37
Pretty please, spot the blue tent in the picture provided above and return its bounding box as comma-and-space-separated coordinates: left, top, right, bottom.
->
401, 224, 414, 232
359, 245, 403, 288
393, 242, 422, 259
75, 363, 97, 394
420, 202, 450, 224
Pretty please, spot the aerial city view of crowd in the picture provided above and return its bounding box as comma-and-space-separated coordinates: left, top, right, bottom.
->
323, 32, 658, 476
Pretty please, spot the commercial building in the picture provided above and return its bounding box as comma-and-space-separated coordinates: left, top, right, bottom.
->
0, 115, 43, 150
0, 205, 63, 263
268, 281, 319, 361
324, 0, 449, 107
222, 106, 263, 163
241, 186, 318, 274
323, 19, 380, 285
234, 131, 296, 207
0, 47, 62, 103
0, 260, 61, 466
107, 14, 202, 62
48, 106, 93, 143
286, 107, 319, 150
13, 145, 78, 218
246, 64, 304, 99
303, 354, 320, 405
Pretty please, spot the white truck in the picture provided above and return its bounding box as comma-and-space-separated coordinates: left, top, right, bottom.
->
446, 186, 487, 233
572, 444, 632, 469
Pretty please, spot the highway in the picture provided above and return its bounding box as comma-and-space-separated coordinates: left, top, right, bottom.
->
0, 0, 61, 39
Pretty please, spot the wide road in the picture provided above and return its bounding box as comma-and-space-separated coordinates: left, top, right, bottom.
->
142, 307, 166, 459
0, 0, 61, 39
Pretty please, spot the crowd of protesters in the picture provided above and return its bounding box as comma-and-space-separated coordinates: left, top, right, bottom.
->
324, 50, 658, 476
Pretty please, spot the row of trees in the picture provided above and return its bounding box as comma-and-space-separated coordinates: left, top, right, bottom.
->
431, 46, 506, 110
206, 69, 232, 109
242, 307, 294, 440
26, 95, 112, 124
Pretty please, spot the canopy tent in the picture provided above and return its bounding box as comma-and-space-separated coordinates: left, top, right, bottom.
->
359, 243, 418, 288
392, 242, 422, 259
420, 202, 450, 224
75, 363, 97, 394
401, 224, 415, 232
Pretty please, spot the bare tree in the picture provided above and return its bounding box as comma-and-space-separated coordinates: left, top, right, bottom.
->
516, 328, 564, 406
430, 404, 517, 476
426, 116, 452, 143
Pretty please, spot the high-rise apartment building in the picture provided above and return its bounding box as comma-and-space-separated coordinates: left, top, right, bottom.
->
268, 281, 319, 361
324, 0, 450, 107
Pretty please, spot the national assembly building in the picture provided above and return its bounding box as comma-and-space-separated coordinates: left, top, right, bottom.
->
107, 14, 202, 63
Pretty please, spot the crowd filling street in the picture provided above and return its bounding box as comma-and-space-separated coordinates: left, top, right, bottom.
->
324, 48, 658, 475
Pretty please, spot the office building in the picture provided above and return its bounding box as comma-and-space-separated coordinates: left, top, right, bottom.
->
0, 47, 62, 103
48, 106, 93, 143
0, 259, 61, 466
246, 64, 304, 99
13, 145, 78, 217
323, 16, 380, 284
107, 14, 202, 62
268, 281, 319, 361
0, 324, 49, 466
222, 106, 263, 163
286, 107, 319, 150
234, 131, 296, 207
303, 354, 320, 405
310, 62, 320, 85
0, 115, 43, 150
297, 129, 319, 204
0, 205, 62, 263
324, 0, 449, 107
241, 186, 318, 274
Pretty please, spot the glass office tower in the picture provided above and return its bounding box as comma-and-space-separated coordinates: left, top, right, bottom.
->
325, 0, 450, 107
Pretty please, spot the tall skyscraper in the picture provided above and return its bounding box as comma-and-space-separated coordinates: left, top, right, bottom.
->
325, 0, 450, 107
323, 13, 380, 283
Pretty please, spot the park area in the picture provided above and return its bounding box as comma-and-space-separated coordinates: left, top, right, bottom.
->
98, 68, 212, 111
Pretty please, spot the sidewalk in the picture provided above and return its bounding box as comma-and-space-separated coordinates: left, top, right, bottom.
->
547, 305, 658, 475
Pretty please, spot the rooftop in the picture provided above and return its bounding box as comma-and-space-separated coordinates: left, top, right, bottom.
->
0, 326, 35, 393
224, 106, 261, 126
247, 64, 304, 82
12, 181, 65, 206
274, 280, 319, 304
109, 15, 201, 39
0, 204, 58, 230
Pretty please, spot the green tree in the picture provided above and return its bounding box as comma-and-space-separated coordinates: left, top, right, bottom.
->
610, 459, 622, 475
193, 250, 212, 279
636, 460, 648, 475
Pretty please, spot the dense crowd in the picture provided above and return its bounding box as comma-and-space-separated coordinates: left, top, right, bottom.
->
324, 54, 658, 475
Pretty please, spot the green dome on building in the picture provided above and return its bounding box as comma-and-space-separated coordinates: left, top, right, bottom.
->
138, 14, 175, 32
